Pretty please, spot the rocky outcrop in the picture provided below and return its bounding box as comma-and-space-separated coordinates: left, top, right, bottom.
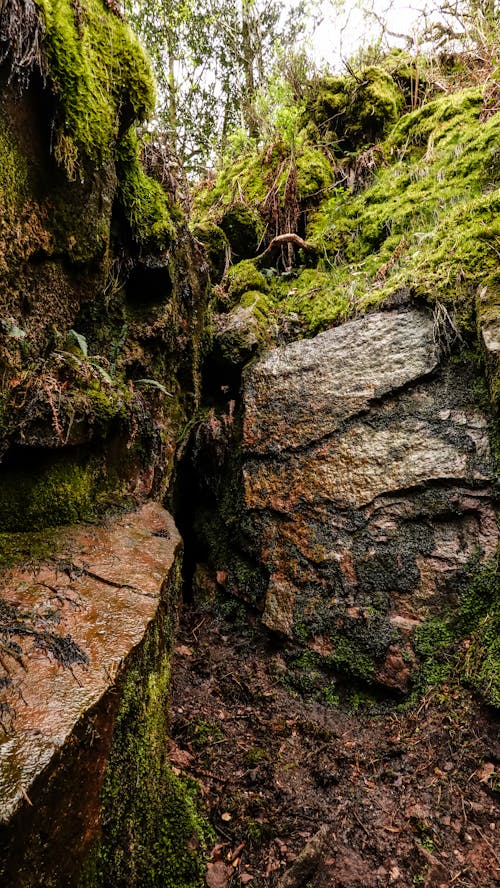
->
198, 309, 498, 692
0, 504, 195, 887
0, 0, 208, 531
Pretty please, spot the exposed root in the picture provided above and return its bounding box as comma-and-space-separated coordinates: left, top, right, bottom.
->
254, 234, 317, 269
0, 0, 46, 87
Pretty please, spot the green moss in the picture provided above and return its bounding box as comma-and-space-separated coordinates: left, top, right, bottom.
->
219, 203, 264, 259
226, 260, 269, 303
306, 66, 403, 152
0, 126, 29, 214
295, 140, 334, 200
274, 267, 350, 335
411, 558, 500, 707
193, 147, 267, 220
324, 635, 376, 682
457, 559, 500, 707
0, 455, 124, 532
116, 128, 174, 249
80, 556, 213, 887
35, 0, 155, 176
0, 527, 64, 571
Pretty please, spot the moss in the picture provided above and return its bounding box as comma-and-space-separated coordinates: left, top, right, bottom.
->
192, 221, 229, 284
274, 267, 350, 335
457, 559, 500, 708
35, 0, 155, 176
294, 140, 334, 201
306, 66, 403, 153
116, 128, 174, 249
0, 454, 125, 532
80, 555, 213, 887
225, 260, 269, 303
297, 88, 500, 334
0, 528, 63, 571
0, 127, 29, 214
193, 148, 267, 220
219, 203, 264, 259
411, 558, 500, 707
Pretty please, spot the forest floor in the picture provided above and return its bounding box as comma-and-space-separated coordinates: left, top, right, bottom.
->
170, 596, 500, 888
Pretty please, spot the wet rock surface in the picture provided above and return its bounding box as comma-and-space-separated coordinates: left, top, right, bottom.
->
234, 309, 498, 689
0, 503, 181, 882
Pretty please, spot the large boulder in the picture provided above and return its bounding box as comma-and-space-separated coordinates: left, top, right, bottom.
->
0, 504, 208, 887
205, 309, 498, 693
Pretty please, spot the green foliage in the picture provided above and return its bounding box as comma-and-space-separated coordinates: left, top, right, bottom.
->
36, 0, 155, 177
123, 0, 307, 172
197, 66, 500, 337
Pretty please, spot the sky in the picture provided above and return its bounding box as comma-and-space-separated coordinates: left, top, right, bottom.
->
296, 0, 436, 68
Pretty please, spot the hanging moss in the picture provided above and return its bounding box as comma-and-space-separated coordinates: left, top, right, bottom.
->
116, 128, 174, 249
35, 0, 155, 177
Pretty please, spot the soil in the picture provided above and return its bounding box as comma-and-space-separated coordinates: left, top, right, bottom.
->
170, 596, 500, 888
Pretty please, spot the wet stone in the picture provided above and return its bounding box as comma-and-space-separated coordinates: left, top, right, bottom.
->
0, 503, 181, 878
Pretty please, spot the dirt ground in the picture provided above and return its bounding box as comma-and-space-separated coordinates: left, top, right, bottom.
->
170, 597, 500, 888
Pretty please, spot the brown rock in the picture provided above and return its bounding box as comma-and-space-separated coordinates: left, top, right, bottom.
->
0, 503, 182, 884
236, 309, 498, 687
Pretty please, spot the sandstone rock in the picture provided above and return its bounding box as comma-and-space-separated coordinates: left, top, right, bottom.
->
0, 503, 182, 886
236, 309, 498, 689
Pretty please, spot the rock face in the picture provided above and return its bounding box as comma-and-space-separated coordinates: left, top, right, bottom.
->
206, 309, 498, 692
0, 503, 182, 886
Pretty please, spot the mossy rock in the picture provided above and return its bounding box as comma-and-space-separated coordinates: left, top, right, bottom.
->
295, 143, 335, 201
35, 0, 155, 174
116, 128, 174, 250
225, 260, 269, 304
192, 221, 229, 284
307, 66, 403, 152
211, 290, 273, 368
219, 203, 264, 259
0, 454, 124, 532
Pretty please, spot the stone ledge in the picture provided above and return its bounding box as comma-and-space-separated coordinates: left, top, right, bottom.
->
0, 502, 182, 884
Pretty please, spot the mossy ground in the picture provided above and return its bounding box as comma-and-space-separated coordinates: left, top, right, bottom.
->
196, 75, 500, 342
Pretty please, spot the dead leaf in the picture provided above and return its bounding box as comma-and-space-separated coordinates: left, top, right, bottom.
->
478, 762, 495, 783
221, 812, 232, 822
168, 740, 194, 768
175, 644, 193, 657
205, 860, 231, 888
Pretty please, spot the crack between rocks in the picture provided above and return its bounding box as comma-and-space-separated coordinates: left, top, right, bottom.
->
243, 361, 445, 461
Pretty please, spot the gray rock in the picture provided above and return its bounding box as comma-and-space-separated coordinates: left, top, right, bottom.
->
236, 309, 498, 690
